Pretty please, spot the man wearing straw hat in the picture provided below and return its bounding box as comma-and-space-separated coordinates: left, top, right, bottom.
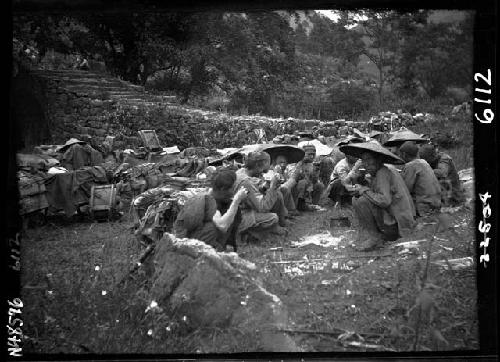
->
324, 136, 365, 208
339, 141, 416, 251
383, 128, 430, 155
326, 153, 365, 208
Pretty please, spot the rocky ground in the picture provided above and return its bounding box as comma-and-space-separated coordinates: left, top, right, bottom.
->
20, 198, 478, 354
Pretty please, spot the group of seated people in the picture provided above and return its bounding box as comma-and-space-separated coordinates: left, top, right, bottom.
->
173, 136, 465, 253
325, 140, 464, 250
173, 142, 327, 251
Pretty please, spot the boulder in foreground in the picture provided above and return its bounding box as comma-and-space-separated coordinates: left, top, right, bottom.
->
145, 233, 301, 352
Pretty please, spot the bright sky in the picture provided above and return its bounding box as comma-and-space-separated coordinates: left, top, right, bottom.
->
316, 10, 367, 29
316, 10, 341, 22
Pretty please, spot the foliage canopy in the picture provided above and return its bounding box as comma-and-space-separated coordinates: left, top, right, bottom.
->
13, 10, 473, 119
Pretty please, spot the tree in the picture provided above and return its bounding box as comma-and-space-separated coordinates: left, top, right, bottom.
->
13, 14, 94, 67
328, 81, 376, 117
297, 11, 364, 63
213, 11, 299, 114
392, 12, 473, 99
75, 12, 201, 85
13, 9, 472, 117
356, 10, 402, 105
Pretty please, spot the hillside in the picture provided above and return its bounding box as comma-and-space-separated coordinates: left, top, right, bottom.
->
14, 9, 473, 123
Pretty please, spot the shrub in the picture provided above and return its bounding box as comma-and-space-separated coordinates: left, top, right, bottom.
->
328, 83, 377, 117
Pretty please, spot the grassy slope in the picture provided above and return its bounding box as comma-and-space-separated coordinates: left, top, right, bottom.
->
21, 200, 478, 353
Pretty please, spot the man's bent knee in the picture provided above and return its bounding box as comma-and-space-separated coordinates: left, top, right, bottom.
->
353, 195, 370, 207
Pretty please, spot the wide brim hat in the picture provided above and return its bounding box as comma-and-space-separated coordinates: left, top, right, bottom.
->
264, 144, 305, 163
224, 143, 305, 164
352, 128, 368, 139
56, 138, 87, 152
296, 130, 315, 140
339, 141, 404, 165
207, 147, 240, 166
335, 136, 365, 147
298, 139, 333, 157
368, 130, 384, 138
383, 129, 429, 147
207, 157, 225, 167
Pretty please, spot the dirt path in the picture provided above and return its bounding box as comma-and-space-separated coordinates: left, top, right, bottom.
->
20, 204, 478, 353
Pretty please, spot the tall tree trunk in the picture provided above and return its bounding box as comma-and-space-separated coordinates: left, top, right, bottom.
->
378, 68, 384, 106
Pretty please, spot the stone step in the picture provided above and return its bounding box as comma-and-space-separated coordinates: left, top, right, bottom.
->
62, 80, 143, 89
65, 80, 143, 89
109, 93, 167, 99
107, 88, 139, 93
60, 78, 141, 86
117, 101, 165, 107
117, 94, 173, 100
32, 68, 180, 109
111, 98, 156, 103
32, 69, 92, 76
64, 85, 141, 93
144, 94, 178, 101
108, 91, 147, 96
32, 70, 144, 90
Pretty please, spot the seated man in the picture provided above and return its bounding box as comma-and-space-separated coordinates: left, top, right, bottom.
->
319, 146, 345, 186
272, 154, 299, 216
343, 143, 416, 251
251, 152, 292, 226
282, 143, 325, 211
326, 154, 364, 207
173, 168, 247, 251
419, 144, 465, 207
399, 141, 442, 216
233, 151, 287, 240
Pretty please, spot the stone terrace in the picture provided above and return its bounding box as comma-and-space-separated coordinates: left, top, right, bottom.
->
18, 68, 330, 150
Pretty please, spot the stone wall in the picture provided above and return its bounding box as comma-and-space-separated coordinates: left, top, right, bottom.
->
45, 86, 117, 144
101, 104, 338, 150
15, 68, 333, 151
